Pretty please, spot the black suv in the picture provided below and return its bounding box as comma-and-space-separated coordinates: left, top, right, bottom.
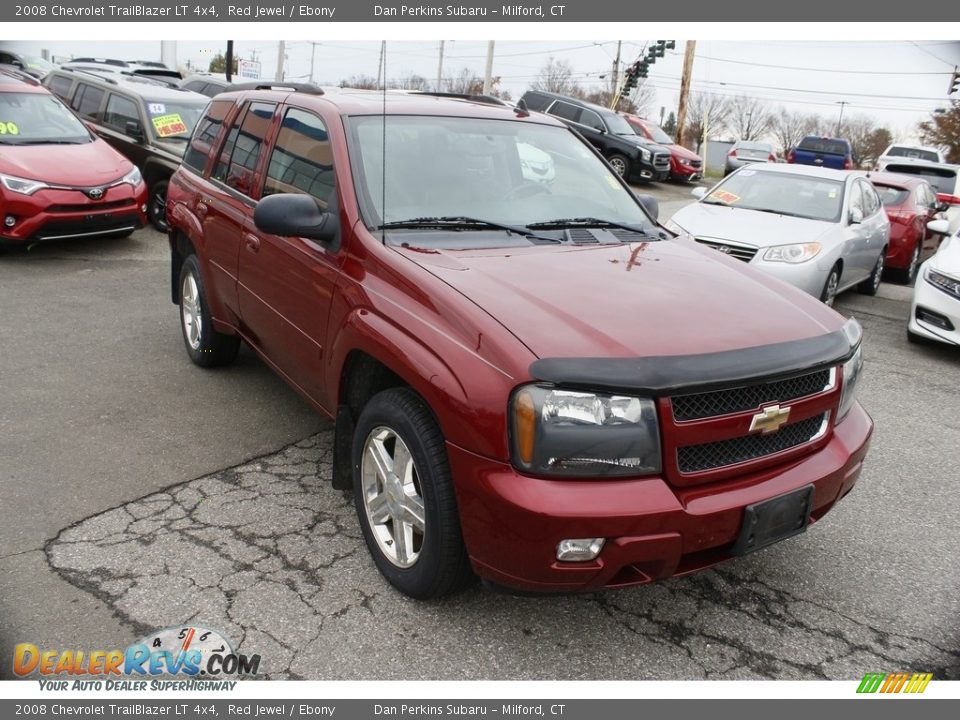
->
43, 67, 209, 231
520, 90, 671, 183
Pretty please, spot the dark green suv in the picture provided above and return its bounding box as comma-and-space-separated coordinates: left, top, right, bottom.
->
43, 67, 209, 231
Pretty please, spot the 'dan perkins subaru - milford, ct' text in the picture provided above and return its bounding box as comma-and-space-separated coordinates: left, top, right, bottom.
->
373, 5, 565, 16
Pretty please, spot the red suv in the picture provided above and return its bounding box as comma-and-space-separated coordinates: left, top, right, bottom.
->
166, 85, 872, 599
625, 115, 703, 182
0, 69, 146, 248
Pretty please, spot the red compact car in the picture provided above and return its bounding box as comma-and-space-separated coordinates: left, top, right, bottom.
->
0, 68, 146, 248
866, 172, 947, 284
625, 115, 703, 182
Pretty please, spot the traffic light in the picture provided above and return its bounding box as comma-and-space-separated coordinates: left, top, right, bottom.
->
951, 67, 959, 95
653, 41, 667, 58
637, 60, 649, 79
665, 40, 676, 50
623, 61, 641, 91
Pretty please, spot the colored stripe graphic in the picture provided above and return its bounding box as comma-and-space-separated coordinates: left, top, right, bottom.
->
857, 672, 932, 694
857, 673, 886, 693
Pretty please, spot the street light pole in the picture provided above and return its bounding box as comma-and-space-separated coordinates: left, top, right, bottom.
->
836, 101, 849, 135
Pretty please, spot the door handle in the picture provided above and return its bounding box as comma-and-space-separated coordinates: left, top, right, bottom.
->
244, 233, 261, 253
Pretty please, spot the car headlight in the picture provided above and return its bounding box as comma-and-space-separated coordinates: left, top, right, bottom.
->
924, 267, 960, 299
639, 147, 652, 161
837, 318, 864, 422
510, 385, 661, 477
664, 218, 686, 234
0, 173, 48, 195
120, 166, 143, 187
763, 242, 822, 263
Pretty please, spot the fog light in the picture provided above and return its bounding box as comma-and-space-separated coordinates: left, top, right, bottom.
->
556, 538, 605, 562
4, 215, 15, 227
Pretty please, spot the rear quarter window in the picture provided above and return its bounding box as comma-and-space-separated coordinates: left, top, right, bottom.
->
72, 84, 105, 119
46, 75, 74, 100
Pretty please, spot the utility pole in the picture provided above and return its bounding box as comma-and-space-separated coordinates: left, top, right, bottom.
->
674, 40, 696, 146
275, 40, 285, 82
309, 42, 318, 83
836, 101, 849, 135
611, 40, 621, 99
225, 40, 234, 83
482, 41, 495, 95
436, 40, 445, 92
375, 40, 385, 89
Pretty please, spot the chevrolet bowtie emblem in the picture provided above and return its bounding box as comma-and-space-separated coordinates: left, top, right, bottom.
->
749, 404, 791, 434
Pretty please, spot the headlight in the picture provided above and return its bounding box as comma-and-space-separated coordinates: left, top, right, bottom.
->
837, 319, 864, 421
664, 218, 685, 234
925, 267, 960, 299
763, 242, 822, 263
0, 173, 48, 195
639, 147, 652, 161
510, 385, 661, 477
120, 166, 142, 187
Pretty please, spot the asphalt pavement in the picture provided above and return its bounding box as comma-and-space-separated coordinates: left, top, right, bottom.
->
2, 181, 958, 680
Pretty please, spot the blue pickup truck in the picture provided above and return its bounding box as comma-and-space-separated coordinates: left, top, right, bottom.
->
787, 136, 856, 170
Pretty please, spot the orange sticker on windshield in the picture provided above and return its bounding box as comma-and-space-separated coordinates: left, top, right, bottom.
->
0, 121, 20, 135
151, 113, 187, 137
708, 189, 740, 204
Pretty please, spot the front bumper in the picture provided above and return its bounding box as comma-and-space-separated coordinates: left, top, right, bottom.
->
449, 403, 872, 592
0, 183, 147, 246
909, 264, 960, 346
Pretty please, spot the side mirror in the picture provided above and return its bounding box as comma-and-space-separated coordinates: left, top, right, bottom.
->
691, 186, 707, 200
927, 218, 950, 236
125, 120, 144, 141
12, 59, 24, 69
849, 207, 864, 225
254, 193, 339, 245
936, 201, 950, 213
635, 193, 659, 221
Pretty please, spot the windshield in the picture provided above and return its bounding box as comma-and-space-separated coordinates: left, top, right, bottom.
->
0, 92, 91, 144
604, 113, 635, 135
886, 146, 939, 162
874, 185, 909, 207
703, 169, 845, 222
145, 99, 208, 140
641, 121, 673, 145
347, 115, 654, 242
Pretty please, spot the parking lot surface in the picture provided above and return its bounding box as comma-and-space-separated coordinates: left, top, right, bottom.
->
2, 181, 959, 680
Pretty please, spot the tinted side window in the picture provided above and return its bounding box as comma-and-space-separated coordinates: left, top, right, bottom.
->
183, 80, 206, 93
73, 84, 105, 118
579, 109, 604, 132
103, 94, 140, 131
521, 92, 552, 112
263, 109, 335, 208
46, 75, 73, 99
212, 101, 274, 197
548, 101, 580, 123
183, 99, 232, 174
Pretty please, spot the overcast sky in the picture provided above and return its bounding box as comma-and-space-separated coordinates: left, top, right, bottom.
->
4, 38, 958, 140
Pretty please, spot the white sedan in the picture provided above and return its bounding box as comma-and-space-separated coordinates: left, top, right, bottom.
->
909, 219, 960, 347
665, 164, 890, 306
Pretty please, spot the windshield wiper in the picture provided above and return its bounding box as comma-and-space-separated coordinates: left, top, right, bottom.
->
527, 217, 655, 237
377, 216, 560, 243
14, 139, 88, 145
700, 199, 728, 206
743, 207, 806, 219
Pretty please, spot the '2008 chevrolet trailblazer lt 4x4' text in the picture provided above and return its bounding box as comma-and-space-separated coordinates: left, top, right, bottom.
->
166, 84, 873, 599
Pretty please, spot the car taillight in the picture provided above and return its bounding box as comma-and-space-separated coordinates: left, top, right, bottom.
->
727, 149, 737, 157
843, 158, 853, 170
787, 150, 795, 163
937, 193, 960, 206
768, 153, 777, 162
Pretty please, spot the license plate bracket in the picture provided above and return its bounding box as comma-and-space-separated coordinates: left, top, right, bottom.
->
731, 485, 814, 556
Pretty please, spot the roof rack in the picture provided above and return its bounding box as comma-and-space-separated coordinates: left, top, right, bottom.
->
229, 81, 324, 95
59, 66, 119, 84
67, 58, 128, 67
0, 65, 41, 86
410, 91, 507, 107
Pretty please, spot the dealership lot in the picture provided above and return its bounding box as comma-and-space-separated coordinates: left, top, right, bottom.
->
1, 181, 958, 680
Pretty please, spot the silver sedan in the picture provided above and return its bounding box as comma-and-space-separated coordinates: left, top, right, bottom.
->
665, 164, 890, 306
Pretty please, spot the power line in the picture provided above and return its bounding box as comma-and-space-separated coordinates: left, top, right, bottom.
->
694, 54, 952, 76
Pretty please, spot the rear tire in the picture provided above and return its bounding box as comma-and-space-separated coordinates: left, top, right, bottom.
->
893, 243, 921, 285
178, 254, 240, 367
858, 252, 884, 296
352, 387, 473, 599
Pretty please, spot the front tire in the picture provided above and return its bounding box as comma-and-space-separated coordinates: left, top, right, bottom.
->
820, 264, 841, 307
606, 153, 630, 179
178, 254, 240, 367
352, 387, 472, 599
858, 252, 885, 296
149, 179, 170, 232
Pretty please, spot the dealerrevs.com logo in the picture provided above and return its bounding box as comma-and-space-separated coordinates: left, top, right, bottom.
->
14, 626, 260, 689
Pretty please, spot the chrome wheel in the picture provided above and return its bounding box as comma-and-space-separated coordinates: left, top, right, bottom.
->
181, 272, 202, 351
360, 426, 425, 568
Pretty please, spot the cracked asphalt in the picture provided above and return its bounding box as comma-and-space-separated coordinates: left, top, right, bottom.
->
3, 182, 959, 681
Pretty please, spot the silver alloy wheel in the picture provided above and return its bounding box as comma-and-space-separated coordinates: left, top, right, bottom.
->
181, 273, 202, 351
823, 270, 839, 307
608, 156, 627, 176
361, 426, 425, 568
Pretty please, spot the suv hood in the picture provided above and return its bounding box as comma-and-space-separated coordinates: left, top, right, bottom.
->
396, 238, 841, 360
619, 135, 669, 153
670, 203, 834, 249
668, 144, 701, 161
0, 140, 130, 185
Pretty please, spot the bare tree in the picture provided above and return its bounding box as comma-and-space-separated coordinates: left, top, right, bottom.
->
340, 74, 377, 90
727, 95, 773, 141
445, 67, 484, 95
392, 73, 429, 91
844, 114, 893, 168
772, 108, 810, 157
532, 56, 579, 95
683, 92, 730, 151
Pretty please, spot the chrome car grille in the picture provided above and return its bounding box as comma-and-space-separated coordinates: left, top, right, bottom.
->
694, 237, 757, 262
677, 413, 828, 473
671, 369, 833, 421
653, 153, 671, 169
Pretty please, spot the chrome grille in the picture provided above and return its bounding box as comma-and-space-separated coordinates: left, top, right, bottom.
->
653, 153, 671, 169
671, 369, 833, 421
677, 413, 828, 474
694, 237, 757, 262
